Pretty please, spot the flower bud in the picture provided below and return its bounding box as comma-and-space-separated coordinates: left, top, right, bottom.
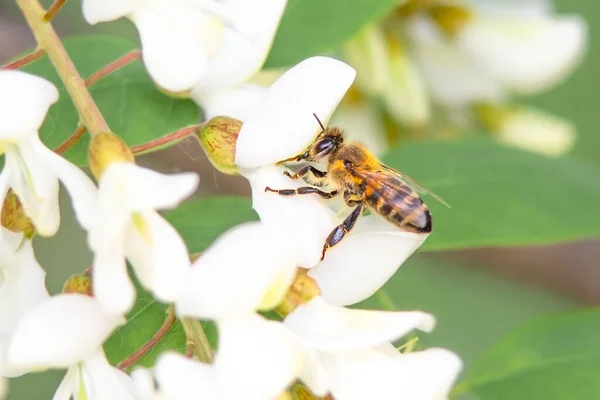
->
429, 4, 472, 37
290, 383, 333, 400
1, 190, 35, 238
63, 270, 93, 296
88, 132, 135, 179
474, 103, 576, 156
275, 268, 321, 317
196, 116, 242, 175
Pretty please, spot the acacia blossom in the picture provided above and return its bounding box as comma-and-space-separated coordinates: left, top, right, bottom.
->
0, 70, 97, 237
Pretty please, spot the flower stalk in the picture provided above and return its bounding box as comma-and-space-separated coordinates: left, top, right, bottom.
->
16, 0, 110, 137
3, 48, 45, 69
117, 306, 177, 371
181, 318, 214, 364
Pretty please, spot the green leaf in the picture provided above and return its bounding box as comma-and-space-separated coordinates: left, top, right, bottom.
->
381, 138, 600, 250
265, 0, 400, 68
104, 284, 186, 369
20, 35, 199, 166
459, 308, 600, 400
164, 196, 257, 254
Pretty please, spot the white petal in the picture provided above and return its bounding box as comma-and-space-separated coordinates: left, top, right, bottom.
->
192, 0, 288, 91
216, 315, 305, 400
285, 297, 435, 352
7, 294, 124, 369
0, 70, 58, 139
193, 83, 266, 121
80, 351, 139, 400
390, 347, 463, 400
235, 57, 356, 168
87, 163, 132, 253
82, 0, 146, 24
126, 211, 191, 304
53, 369, 75, 400
459, 15, 587, 93
29, 136, 98, 230
176, 221, 296, 319
6, 143, 61, 237
92, 245, 135, 315
330, 102, 388, 156
130, 1, 221, 91
102, 163, 199, 212
497, 107, 576, 156
408, 17, 505, 107
154, 352, 219, 398
309, 215, 428, 306
0, 239, 49, 336
241, 166, 337, 268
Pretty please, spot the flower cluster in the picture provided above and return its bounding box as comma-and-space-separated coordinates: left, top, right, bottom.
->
341, 0, 587, 156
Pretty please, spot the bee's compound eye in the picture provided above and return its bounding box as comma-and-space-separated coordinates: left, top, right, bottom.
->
314, 138, 335, 156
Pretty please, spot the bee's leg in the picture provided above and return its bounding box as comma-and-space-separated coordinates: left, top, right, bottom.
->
283, 166, 327, 187
343, 190, 363, 207
320, 202, 364, 261
264, 186, 339, 199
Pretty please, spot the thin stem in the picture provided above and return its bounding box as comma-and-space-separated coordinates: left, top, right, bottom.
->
130, 125, 198, 155
181, 318, 213, 363
16, 0, 110, 136
85, 50, 141, 87
375, 288, 397, 311
54, 125, 86, 155
117, 306, 177, 371
3, 48, 46, 69
43, 0, 65, 21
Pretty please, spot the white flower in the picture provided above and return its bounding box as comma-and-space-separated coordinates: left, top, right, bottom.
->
88, 162, 198, 315
234, 57, 429, 295
407, 0, 587, 107
0, 229, 49, 377
284, 297, 462, 399
0, 70, 98, 236
83, 0, 287, 95
174, 222, 307, 398
4, 294, 132, 399
152, 316, 304, 400
198, 83, 267, 121
344, 24, 430, 127
495, 107, 576, 156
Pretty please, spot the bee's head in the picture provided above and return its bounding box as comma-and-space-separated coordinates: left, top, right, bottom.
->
310, 128, 344, 159
308, 113, 344, 160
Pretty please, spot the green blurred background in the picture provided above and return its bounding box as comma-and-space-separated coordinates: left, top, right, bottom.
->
0, 0, 598, 398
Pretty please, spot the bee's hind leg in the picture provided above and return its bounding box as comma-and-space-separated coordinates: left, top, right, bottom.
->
264, 186, 339, 199
320, 202, 364, 261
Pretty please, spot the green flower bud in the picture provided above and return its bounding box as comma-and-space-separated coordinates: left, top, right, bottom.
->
275, 268, 321, 317
63, 270, 93, 296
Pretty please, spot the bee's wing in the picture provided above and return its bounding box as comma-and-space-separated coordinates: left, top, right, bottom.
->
378, 164, 451, 208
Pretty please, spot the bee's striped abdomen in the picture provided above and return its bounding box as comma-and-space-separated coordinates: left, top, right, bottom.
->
365, 184, 432, 233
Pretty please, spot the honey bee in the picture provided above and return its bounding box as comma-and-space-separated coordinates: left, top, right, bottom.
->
265, 114, 448, 261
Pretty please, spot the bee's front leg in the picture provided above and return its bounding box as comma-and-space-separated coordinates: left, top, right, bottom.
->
320, 201, 364, 261
264, 186, 338, 199
284, 165, 327, 187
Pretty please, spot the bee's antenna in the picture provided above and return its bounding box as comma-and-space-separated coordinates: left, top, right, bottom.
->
313, 113, 326, 132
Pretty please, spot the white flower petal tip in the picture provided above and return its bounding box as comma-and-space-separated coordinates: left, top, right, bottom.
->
175, 221, 297, 319
309, 215, 428, 306
131, 2, 224, 92
82, 0, 145, 24
285, 297, 435, 351
0, 70, 58, 137
459, 14, 588, 94
235, 57, 357, 168
399, 348, 463, 399
498, 108, 576, 156
6, 294, 125, 369
154, 352, 218, 398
